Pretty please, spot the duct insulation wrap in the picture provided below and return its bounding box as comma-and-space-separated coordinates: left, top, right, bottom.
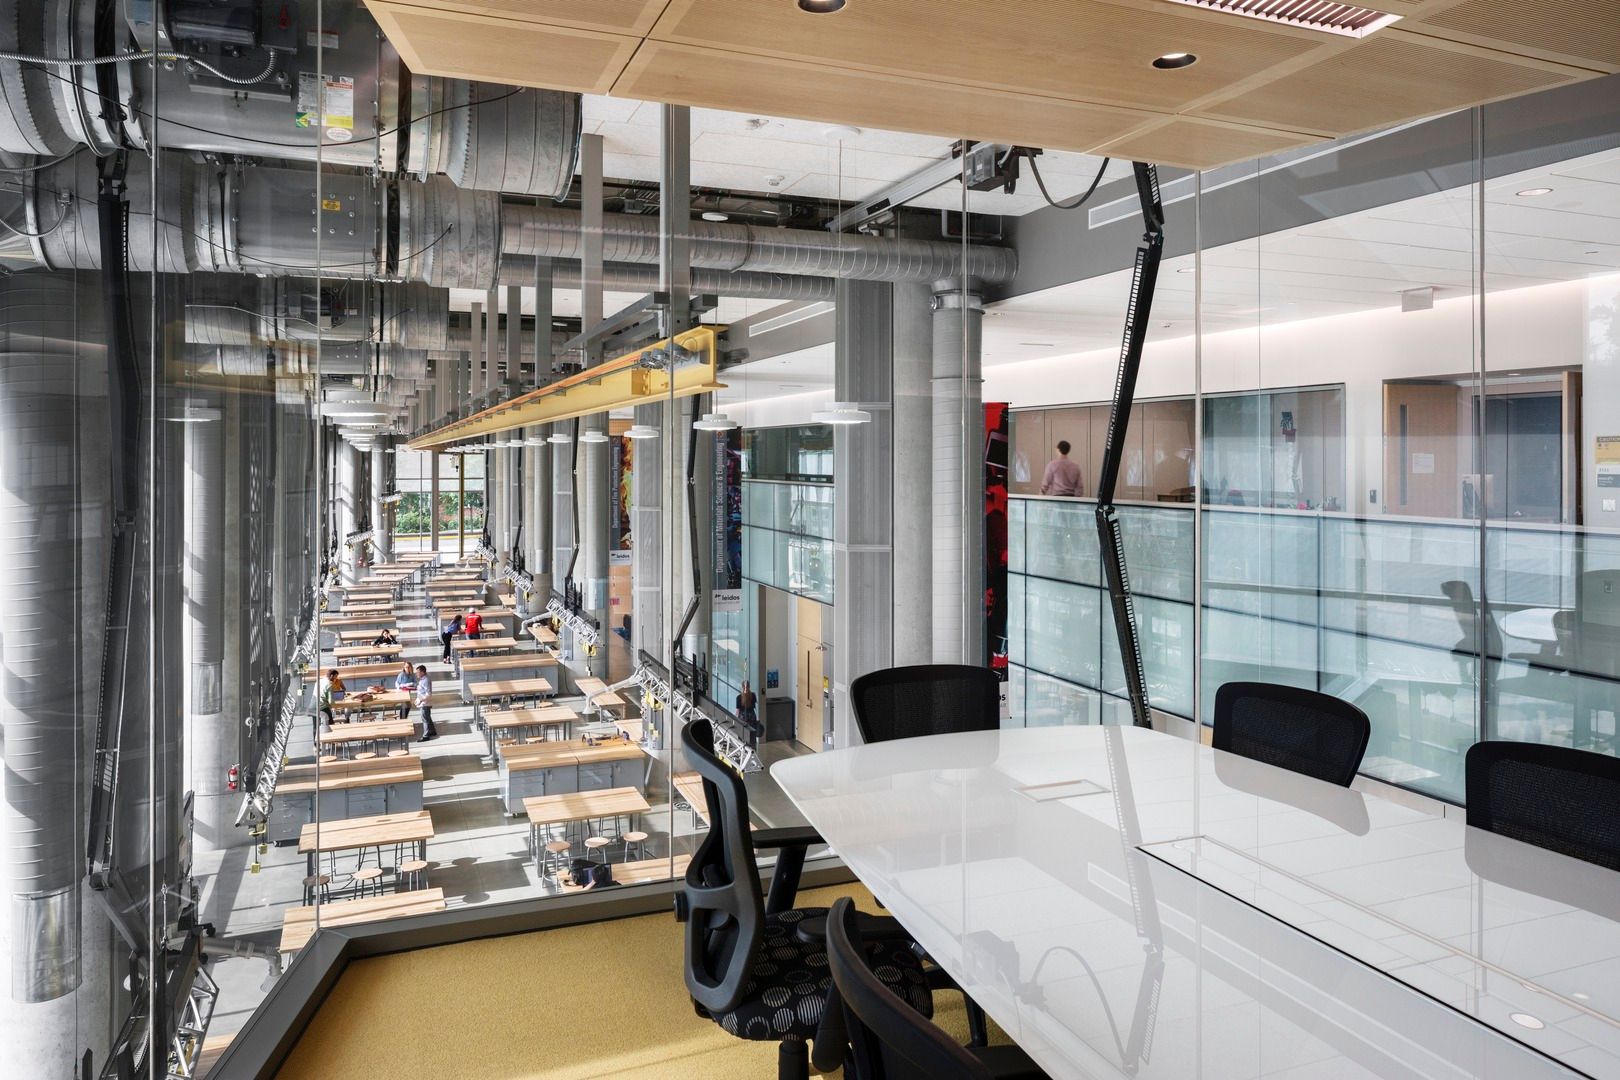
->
930, 279, 985, 665
0, 272, 88, 1002
496, 255, 834, 301
185, 278, 451, 351
0, 0, 582, 196
504, 205, 1017, 284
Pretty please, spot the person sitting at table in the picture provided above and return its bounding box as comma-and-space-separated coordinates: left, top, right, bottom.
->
373, 627, 399, 647
463, 607, 484, 639
394, 661, 416, 719
414, 665, 438, 741
319, 669, 346, 728
439, 613, 463, 663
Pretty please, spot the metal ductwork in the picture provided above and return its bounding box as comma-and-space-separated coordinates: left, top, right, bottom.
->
17, 155, 1010, 294
497, 256, 835, 301
185, 278, 451, 351
503, 204, 1017, 284
184, 395, 225, 717
0, 0, 582, 198
0, 273, 88, 1004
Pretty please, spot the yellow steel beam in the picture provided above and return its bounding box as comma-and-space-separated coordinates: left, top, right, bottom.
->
407, 326, 727, 451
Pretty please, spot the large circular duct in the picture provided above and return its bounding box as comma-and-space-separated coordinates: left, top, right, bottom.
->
29, 151, 195, 273
441, 82, 581, 199
395, 175, 502, 291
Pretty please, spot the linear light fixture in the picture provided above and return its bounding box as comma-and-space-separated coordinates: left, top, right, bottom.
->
1163, 0, 1400, 37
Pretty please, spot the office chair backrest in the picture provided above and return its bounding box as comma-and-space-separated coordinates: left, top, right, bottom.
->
1212, 682, 1370, 788
849, 665, 1001, 745
827, 897, 987, 1080
679, 717, 765, 1016
1439, 579, 1502, 659
1465, 741, 1620, 871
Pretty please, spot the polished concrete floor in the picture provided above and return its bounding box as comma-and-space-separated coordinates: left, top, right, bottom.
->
199, 558, 817, 1041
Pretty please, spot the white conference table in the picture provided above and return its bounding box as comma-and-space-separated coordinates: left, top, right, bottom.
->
774, 725, 1617, 1079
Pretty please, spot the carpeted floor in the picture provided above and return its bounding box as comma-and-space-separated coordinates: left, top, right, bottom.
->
275, 883, 1003, 1079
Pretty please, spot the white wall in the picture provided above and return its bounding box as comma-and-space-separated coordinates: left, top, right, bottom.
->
985, 275, 1611, 517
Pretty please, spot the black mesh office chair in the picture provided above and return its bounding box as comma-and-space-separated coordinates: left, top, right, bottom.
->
1212, 682, 1371, 788
828, 897, 1050, 1080
675, 718, 931, 1079
848, 664, 999, 1047
849, 664, 1001, 744
1465, 741, 1620, 871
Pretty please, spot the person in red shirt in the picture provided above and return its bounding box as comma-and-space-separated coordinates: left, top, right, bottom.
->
463, 607, 483, 638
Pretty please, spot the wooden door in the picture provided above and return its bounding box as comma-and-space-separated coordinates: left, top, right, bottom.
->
1383, 383, 1462, 517
794, 596, 825, 753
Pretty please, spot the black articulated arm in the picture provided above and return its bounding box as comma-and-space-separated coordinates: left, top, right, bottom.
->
1095, 162, 1165, 730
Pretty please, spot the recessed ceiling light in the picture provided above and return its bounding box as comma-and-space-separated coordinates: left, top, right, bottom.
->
798, 0, 846, 11
1018, 342, 1057, 348
1585, 249, 1601, 255
1510, 1013, 1545, 1031
1177, 267, 1196, 274
702, 211, 730, 222
1153, 52, 1198, 69
1516, 187, 1553, 197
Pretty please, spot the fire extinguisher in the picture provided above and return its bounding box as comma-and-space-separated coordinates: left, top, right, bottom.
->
227, 764, 240, 793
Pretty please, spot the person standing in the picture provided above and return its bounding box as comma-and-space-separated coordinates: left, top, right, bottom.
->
463, 607, 484, 639
1040, 440, 1083, 497
394, 660, 416, 719
413, 665, 438, 741
439, 612, 463, 662
735, 680, 760, 748
318, 669, 346, 729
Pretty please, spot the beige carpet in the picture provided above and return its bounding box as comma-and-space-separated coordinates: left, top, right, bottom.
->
276, 883, 1002, 1080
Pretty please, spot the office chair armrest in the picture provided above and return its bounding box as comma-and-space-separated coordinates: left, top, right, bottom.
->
754, 826, 823, 915
793, 911, 912, 946
751, 825, 824, 849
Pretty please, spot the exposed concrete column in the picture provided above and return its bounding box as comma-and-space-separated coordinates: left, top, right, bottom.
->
429, 450, 441, 554
832, 280, 895, 748
891, 280, 934, 666
338, 440, 364, 584
930, 277, 985, 664
371, 440, 392, 563
580, 132, 609, 675
552, 429, 575, 603
485, 286, 500, 397
631, 401, 664, 666
530, 259, 554, 595
184, 389, 235, 893
469, 300, 483, 407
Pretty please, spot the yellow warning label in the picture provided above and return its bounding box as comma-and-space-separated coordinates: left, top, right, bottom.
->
321, 196, 343, 212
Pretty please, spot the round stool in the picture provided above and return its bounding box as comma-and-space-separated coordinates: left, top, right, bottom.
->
354, 751, 378, 761
386, 748, 410, 758
397, 859, 430, 891
542, 840, 571, 884
302, 873, 330, 906
317, 754, 338, 765
352, 867, 384, 898
621, 831, 649, 861
584, 836, 611, 864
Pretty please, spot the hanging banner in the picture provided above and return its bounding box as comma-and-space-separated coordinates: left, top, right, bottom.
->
985, 402, 1010, 711
711, 427, 743, 611
611, 435, 633, 557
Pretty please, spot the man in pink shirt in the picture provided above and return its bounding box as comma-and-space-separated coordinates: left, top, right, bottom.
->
1041, 440, 1083, 497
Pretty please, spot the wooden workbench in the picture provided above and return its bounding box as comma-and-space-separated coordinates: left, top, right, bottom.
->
269, 755, 424, 843
499, 737, 644, 813
279, 888, 446, 954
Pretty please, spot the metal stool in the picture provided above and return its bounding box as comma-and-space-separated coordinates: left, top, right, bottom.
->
352, 867, 384, 898
317, 754, 338, 765
542, 840, 571, 884
386, 748, 410, 758
302, 873, 330, 906
396, 859, 429, 891
353, 750, 378, 761
583, 836, 611, 864
621, 831, 649, 861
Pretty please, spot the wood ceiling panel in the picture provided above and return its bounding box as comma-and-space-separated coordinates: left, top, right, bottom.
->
1196, 31, 1582, 136
369, 0, 670, 35
648, 0, 1321, 114
366, 2, 640, 93
1404, 0, 1620, 72
1097, 117, 1320, 171
614, 40, 1156, 156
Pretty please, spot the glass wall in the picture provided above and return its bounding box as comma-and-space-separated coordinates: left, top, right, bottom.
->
1000, 76, 1620, 803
